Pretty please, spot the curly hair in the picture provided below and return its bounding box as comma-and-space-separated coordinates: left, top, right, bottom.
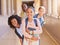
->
8, 15, 22, 28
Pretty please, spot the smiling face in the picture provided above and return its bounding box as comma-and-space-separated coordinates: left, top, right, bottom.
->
11, 18, 19, 28
38, 8, 45, 15
22, 3, 28, 12
38, 6, 45, 16
26, 8, 34, 19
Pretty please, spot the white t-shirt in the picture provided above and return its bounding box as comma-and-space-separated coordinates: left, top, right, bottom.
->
16, 24, 23, 37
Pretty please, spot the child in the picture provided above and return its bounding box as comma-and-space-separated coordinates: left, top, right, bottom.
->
20, 3, 28, 19
22, 7, 43, 45
34, 6, 45, 26
8, 15, 24, 45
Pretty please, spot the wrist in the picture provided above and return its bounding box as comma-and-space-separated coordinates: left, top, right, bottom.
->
30, 31, 33, 34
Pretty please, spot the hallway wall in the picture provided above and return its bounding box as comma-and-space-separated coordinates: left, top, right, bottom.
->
57, 0, 60, 16
0, 0, 1, 15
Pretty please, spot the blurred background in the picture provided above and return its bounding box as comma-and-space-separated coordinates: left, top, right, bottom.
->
0, 0, 60, 45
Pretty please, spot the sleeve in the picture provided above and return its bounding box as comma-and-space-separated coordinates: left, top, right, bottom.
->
34, 19, 43, 34
22, 19, 32, 39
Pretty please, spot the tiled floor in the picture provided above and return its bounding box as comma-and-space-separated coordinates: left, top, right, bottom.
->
0, 16, 59, 45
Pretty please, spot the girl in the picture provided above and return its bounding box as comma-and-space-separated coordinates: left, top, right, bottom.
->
20, 3, 28, 19
8, 15, 24, 45
22, 7, 43, 45
34, 6, 45, 26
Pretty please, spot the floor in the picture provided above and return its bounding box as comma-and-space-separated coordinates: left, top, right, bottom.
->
44, 15, 60, 44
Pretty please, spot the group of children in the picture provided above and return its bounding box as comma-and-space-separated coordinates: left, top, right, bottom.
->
8, 5, 45, 45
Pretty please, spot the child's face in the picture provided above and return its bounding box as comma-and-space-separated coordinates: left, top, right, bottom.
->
38, 8, 45, 15
26, 8, 34, 18
22, 4, 27, 12
11, 18, 18, 28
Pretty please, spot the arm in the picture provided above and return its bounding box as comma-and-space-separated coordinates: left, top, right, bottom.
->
20, 39, 23, 45
22, 19, 32, 39
34, 19, 43, 34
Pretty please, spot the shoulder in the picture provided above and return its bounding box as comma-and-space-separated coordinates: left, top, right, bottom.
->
22, 18, 28, 24
33, 18, 39, 20
33, 14, 38, 18
22, 17, 28, 21
33, 18, 40, 22
22, 19, 25, 23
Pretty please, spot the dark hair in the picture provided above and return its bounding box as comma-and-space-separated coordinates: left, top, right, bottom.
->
8, 15, 22, 28
22, 3, 28, 12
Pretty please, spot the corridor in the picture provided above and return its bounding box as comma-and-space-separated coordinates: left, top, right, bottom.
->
0, 0, 60, 45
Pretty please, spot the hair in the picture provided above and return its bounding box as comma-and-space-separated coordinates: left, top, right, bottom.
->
8, 15, 22, 28
26, 6, 35, 13
22, 3, 28, 12
38, 6, 45, 13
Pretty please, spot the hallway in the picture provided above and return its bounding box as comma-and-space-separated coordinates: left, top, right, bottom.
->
0, 16, 59, 45
0, 0, 60, 45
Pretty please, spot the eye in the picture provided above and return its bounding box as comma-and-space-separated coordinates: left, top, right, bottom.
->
31, 11, 32, 13
27, 11, 29, 13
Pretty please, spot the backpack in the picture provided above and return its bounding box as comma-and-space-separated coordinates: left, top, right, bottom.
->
15, 29, 24, 40
25, 18, 38, 29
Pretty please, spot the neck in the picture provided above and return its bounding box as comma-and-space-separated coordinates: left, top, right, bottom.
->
28, 17, 33, 22
39, 14, 43, 17
17, 24, 20, 28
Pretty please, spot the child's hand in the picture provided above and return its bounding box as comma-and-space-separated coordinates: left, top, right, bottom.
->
35, 27, 39, 30
31, 36, 39, 41
26, 28, 30, 34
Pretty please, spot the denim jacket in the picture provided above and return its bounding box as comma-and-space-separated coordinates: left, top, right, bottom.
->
33, 14, 44, 26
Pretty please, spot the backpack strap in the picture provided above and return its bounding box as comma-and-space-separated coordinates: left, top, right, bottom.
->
34, 19, 38, 27
25, 18, 28, 28
15, 29, 24, 43
15, 29, 24, 39
25, 18, 38, 28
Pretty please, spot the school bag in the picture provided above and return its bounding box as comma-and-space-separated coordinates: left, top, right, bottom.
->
25, 18, 38, 28
15, 29, 24, 42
